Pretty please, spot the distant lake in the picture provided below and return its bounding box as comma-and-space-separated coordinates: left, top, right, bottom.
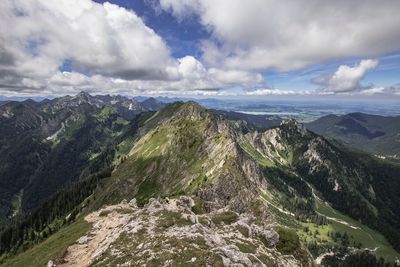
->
198, 99, 400, 122
235, 111, 300, 116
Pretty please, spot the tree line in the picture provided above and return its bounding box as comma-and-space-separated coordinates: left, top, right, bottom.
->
0, 166, 112, 257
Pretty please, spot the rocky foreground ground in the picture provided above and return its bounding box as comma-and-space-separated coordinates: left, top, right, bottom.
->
48, 196, 310, 267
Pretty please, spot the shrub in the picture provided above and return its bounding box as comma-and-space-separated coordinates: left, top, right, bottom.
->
276, 227, 300, 254
211, 211, 238, 225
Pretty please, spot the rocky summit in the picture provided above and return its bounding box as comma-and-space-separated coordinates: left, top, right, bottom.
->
50, 196, 308, 267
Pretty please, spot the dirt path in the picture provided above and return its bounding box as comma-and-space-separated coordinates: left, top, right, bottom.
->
58, 204, 133, 267
318, 213, 360, 230
315, 251, 334, 265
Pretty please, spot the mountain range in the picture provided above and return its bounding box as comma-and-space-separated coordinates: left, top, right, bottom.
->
0, 92, 165, 224
0, 93, 399, 267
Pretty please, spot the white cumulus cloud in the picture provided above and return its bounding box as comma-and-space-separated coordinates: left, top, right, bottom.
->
359, 87, 385, 96
0, 0, 176, 81
158, 0, 400, 72
312, 59, 378, 92
0, 0, 264, 96
245, 88, 297, 96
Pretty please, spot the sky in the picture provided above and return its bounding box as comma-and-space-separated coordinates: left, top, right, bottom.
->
1, 0, 400, 99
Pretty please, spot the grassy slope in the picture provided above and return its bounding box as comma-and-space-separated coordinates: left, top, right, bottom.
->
260, 186, 400, 262
240, 141, 275, 167
315, 199, 400, 262
0, 219, 90, 267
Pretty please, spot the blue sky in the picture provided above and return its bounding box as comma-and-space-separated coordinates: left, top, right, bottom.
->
93, 0, 208, 58
263, 54, 400, 91
1, 0, 400, 98
94, 0, 400, 94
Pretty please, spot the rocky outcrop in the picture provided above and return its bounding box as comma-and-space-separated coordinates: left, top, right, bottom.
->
243, 119, 308, 166
55, 197, 306, 267
280, 119, 307, 137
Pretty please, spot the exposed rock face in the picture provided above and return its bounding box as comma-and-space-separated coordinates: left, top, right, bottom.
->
303, 137, 333, 174
196, 145, 266, 213
242, 118, 310, 167
280, 119, 307, 137
245, 127, 290, 165
57, 197, 306, 267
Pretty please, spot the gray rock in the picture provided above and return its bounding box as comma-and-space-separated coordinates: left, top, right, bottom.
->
129, 198, 137, 208
256, 227, 279, 247
177, 196, 194, 210
77, 235, 89, 244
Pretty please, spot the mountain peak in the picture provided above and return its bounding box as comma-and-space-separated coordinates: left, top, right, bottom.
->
169, 101, 204, 113
75, 91, 92, 99
140, 97, 166, 111
142, 97, 157, 102
174, 101, 210, 120
280, 118, 307, 136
